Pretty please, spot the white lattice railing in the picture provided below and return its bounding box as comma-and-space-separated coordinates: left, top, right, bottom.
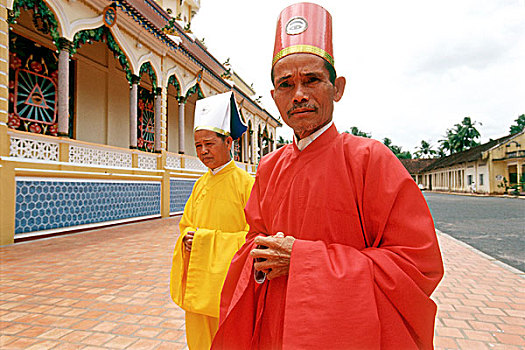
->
138, 153, 158, 170
69, 144, 133, 168
9, 132, 59, 161
166, 153, 182, 168
235, 161, 247, 171
183, 156, 208, 171
7, 130, 257, 173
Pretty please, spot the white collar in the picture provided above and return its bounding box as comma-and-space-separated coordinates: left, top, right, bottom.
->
294, 121, 333, 151
210, 159, 232, 175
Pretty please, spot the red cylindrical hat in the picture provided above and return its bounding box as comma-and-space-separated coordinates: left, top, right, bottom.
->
272, 2, 334, 68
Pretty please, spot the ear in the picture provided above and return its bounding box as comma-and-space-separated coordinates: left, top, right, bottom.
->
333, 76, 346, 102
225, 136, 233, 151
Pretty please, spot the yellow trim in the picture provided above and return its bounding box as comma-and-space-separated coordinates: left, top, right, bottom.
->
272, 45, 334, 67
194, 126, 230, 136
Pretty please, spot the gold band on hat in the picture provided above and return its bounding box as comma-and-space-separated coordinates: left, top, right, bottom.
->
194, 125, 231, 136
272, 45, 334, 67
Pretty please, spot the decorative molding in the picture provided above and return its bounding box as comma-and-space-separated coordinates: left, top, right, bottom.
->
66, 15, 105, 41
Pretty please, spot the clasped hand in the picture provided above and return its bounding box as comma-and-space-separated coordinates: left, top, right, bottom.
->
251, 233, 296, 280
183, 231, 194, 252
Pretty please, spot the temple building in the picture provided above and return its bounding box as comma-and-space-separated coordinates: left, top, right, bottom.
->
0, 0, 281, 244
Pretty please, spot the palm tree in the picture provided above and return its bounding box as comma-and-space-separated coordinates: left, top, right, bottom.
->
414, 140, 437, 159
439, 117, 481, 155
509, 114, 525, 134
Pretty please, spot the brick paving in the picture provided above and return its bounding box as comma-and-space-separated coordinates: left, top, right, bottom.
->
0, 217, 523, 349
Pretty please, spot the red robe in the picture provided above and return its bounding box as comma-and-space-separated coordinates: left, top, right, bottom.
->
212, 125, 444, 349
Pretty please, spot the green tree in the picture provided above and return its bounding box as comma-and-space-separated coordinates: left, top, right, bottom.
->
509, 114, 525, 134
277, 136, 290, 144
414, 140, 437, 159
382, 137, 412, 159
439, 116, 481, 155
344, 126, 371, 138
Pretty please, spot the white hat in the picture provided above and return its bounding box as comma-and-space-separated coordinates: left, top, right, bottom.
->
194, 91, 247, 140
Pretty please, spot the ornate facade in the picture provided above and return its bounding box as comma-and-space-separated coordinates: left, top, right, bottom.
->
0, 0, 281, 244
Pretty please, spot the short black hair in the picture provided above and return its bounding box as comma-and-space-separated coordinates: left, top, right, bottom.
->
215, 132, 228, 141
271, 58, 337, 86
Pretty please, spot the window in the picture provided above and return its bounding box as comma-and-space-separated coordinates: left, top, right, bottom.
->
479, 174, 484, 186
467, 175, 473, 185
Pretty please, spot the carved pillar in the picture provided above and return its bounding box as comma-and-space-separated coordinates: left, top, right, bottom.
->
178, 98, 185, 154
57, 38, 73, 137
129, 75, 140, 149
154, 87, 162, 152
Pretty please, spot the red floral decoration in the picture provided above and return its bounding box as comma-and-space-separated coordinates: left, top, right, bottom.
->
10, 53, 21, 70
50, 70, 58, 83
137, 139, 144, 148
48, 124, 58, 135
29, 123, 42, 133
30, 61, 43, 73
8, 113, 20, 128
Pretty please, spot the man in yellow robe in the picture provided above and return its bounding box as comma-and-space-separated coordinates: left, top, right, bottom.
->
170, 91, 254, 349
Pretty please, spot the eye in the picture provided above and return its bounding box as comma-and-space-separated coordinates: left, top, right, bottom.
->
306, 76, 320, 84
278, 81, 292, 89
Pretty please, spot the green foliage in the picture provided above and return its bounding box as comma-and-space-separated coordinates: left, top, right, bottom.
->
383, 137, 412, 159
9, 0, 60, 43
414, 140, 437, 159
344, 126, 371, 138
168, 75, 181, 96
439, 116, 481, 155
277, 136, 291, 144
509, 114, 525, 134
72, 27, 133, 83
181, 84, 204, 103
139, 62, 157, 90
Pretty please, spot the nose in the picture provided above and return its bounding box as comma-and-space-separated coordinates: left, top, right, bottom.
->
293, 83, 309, 104
200, 145, 209, 155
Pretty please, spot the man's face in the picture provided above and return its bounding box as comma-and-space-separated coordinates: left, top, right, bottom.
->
194, 129, 232, 169
271, 54, 345, 139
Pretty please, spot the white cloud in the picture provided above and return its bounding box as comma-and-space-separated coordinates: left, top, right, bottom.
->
192, 0, 525, 152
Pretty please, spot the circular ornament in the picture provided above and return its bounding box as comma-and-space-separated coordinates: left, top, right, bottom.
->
103, 7, 117, 28
286, 16, 308, 35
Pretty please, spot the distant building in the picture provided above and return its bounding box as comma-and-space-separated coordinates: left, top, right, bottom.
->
418, 131, 524, 194
399, 159, 437, 188
0, 0, 281, 244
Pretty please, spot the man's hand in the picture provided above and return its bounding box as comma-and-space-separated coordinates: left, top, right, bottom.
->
183, 231, 195, 252
251, 232, 296, 280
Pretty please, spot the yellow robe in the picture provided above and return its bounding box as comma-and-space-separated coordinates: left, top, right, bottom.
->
170, 160, 254, 348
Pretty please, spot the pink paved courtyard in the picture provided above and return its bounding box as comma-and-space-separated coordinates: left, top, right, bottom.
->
1, 217, 524, 349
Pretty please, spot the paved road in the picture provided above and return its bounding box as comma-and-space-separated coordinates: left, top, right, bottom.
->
423, 192, 525, 272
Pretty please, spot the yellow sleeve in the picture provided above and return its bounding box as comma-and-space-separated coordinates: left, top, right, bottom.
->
183, 227, 248, 317
170, 189, 196, 307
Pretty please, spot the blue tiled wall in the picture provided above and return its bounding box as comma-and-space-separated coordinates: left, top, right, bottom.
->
15, 179, 162, 234
170, 179, 195, 213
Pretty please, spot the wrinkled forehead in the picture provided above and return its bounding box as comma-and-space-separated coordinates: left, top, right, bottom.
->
194, 129, 220, 143
272, 54, 329, 79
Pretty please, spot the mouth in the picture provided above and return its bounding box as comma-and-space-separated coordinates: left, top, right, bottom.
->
288, 106, 317, 117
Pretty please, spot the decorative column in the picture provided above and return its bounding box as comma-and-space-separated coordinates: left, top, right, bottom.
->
57, 38, 73, 137
258, 132, 263, 161
178, 98, 185, 154
154, 87, 162, 152
129, 75, 140, 149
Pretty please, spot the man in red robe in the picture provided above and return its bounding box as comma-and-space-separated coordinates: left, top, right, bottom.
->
212, 3, 444, 349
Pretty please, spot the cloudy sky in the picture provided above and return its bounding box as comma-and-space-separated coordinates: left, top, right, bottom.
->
192, 0, 525, 153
